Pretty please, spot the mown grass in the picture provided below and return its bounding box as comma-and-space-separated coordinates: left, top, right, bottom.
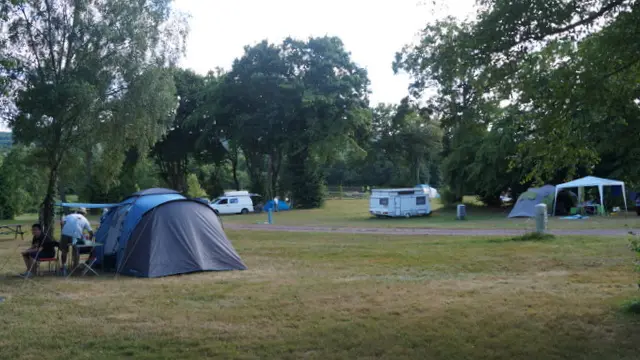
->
0, 230, 638, 359
221, 198, 640, 231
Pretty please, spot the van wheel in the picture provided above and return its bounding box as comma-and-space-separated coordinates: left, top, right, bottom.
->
404, 213, 411, 218
241, 208, 249, 215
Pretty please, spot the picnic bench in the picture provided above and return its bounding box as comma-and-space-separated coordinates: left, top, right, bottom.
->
0, 225, 24, 240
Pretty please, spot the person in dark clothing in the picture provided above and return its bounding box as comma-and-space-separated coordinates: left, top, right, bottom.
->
636, 195, 640, 216
20, 224, 56, 277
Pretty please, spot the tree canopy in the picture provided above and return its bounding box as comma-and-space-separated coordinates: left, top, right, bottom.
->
0, 0, 186, 231
394, 0, 640, 200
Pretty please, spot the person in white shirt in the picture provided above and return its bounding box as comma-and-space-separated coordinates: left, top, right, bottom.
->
60, 208, 93, 274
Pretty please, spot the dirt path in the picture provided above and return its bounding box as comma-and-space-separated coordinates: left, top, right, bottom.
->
225, 224, 633, 237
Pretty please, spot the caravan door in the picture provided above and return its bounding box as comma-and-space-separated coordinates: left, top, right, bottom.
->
400, 196, 416, 216
393, 196, 402, 216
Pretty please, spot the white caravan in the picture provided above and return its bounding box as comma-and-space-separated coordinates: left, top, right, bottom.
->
369, 187, 431, 218
210, 191, 256, 215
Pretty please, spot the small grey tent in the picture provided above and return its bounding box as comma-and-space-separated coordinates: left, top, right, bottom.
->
508, 185, 556, 218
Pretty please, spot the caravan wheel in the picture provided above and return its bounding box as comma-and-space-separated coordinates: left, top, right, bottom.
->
404, 213, 411, 218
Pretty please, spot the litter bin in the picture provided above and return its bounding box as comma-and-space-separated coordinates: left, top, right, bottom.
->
456, 204, 466, 220
535, 204, 548, 233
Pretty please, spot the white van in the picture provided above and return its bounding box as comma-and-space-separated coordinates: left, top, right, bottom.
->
210, 192, 255, 215
369, 187, 431, 218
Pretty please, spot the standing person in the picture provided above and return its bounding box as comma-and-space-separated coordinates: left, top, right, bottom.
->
60, 208, 93, 275
636, 194, 640, 216
20, 224, 56, 277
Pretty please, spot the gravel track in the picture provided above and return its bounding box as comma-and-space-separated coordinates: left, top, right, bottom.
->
225, 224, 633, 237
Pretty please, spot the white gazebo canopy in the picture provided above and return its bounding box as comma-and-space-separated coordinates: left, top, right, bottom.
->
552, 176, 628, 215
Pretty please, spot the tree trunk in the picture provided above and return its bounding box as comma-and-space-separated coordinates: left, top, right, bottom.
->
230, 155, 240, 190
84, 147, 93, 191
269, 150, 282, 199
243, 149, 266, 196
228, 143, 241, 190
41, 166, 58, 238
289, 145, 325, 209
58, 181, 67, 205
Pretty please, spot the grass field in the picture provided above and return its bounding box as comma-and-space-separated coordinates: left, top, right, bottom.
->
1, 230, 638, 359
2, 198, 638, 232
222, 199, 640, 231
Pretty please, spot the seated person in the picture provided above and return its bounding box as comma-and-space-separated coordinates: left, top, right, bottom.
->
20, 224, 56, 277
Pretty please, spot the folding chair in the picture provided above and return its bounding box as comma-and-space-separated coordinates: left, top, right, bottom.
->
36, 244, 60, 276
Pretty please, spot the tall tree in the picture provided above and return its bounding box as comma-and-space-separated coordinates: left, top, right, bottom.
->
400, 1, 640, 187
281, 36, 370, 208
1, 0, 186, 233
215, 41, 296, 198
152, 69, 206, 192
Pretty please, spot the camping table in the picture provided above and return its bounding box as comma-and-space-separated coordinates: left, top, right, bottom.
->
67, 242, 103, 278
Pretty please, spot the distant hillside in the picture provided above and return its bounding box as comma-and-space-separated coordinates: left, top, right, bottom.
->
0, 132, 11, 150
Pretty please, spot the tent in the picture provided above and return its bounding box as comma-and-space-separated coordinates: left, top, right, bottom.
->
263, 199, 290, 211
417, 184, 440, 199
90, 188, 246, 277
508, 185, 556, 218
552, 176, 628, 215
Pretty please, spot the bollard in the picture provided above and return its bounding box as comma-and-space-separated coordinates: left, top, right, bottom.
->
267, 209, 273, 225
535, 203, 548, 233
456, 204, 466, 220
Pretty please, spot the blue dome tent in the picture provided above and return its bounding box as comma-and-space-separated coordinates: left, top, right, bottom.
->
91, 188, 246, 277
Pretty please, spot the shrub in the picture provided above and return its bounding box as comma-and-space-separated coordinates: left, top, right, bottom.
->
623, 300, 640, 314
510, 232, 556, 242
439, 186, 461, 207
186, 173, 208, 199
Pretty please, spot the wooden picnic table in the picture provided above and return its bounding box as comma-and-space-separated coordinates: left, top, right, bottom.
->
0, 225, 24, 240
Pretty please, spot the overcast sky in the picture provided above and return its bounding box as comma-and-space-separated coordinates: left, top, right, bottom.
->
1, 0, 476, 132
173, 0, 476, 105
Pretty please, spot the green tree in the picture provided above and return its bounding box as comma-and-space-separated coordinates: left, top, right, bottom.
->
0, 146, 47, 219
405, 1, 640, 187
186, 173, 208, 199
152, 69, 208, 192
281, 37, 370, 208
215, 41, 296, 198
1, 0, 185, 233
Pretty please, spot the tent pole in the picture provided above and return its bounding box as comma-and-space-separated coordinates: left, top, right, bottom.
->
552, 188, 559, 216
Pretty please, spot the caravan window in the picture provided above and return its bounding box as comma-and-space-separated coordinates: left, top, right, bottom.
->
229, 198, 239, 204
379, 198, 389, 206
416, 196, 426, 205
